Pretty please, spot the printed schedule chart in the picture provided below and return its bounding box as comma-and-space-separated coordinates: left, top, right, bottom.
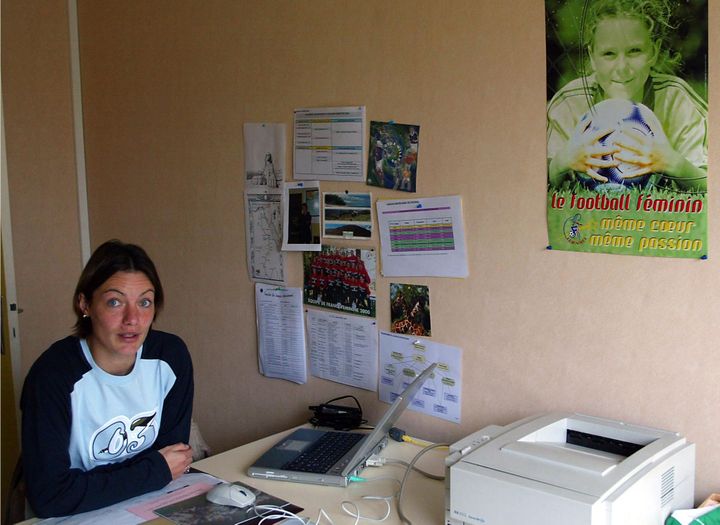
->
389, 218, 455, 252
377, 196, 468, 277
293, 106, 365, 181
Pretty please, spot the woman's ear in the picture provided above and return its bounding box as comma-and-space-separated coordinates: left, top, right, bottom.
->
78, 294, 89, 316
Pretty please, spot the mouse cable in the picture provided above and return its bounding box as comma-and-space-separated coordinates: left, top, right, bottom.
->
396, 442, 450, 525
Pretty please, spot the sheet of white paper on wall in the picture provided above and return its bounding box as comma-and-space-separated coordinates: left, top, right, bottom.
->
293, 106, 366, 182
378, 331, 461, 423
306, 308, 378, 391
255, 283, 307, 384
244, 188, 286, 285
243, 123, 286, 189
376, 195, 468, 277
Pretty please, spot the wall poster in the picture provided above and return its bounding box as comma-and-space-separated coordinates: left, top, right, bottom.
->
303, 245, 377, 318
367, 121, 420, 193
546, 0, 707, 258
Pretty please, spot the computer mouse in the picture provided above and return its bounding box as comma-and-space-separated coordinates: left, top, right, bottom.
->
205, 482, 256, 508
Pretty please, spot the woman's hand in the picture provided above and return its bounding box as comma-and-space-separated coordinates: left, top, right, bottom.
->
613, 128, 707, 191
613, 127, 673, 180
159, 443, 194, 480
548, 127, 619, 186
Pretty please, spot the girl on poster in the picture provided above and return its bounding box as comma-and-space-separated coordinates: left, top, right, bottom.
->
546, 0, 707, 192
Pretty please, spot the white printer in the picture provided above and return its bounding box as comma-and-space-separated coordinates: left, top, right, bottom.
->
446, 413, 695, 525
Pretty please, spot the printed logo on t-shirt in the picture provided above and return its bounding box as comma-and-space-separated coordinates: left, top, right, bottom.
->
89, 409, 158, 462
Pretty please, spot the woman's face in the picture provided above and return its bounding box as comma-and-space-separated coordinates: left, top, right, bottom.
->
79, 271, 156, 374
590, 16, 658, 101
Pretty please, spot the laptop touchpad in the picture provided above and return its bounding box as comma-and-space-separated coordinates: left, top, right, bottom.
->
278, 439, 312, 452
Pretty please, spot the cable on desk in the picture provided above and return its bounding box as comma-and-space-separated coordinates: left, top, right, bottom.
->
366, 455, 444, 481
249, 504, 337, 525
343, 474, 404, 524
384, 458, 445, 481
396, 442, 450, 525
389, 427, 436, 448
341, 496, 393, 525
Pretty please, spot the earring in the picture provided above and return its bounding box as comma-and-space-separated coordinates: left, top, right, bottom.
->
82, 314, 89, 318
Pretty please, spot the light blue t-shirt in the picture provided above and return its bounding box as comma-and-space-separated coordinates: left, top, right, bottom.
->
69, 340, 177, 471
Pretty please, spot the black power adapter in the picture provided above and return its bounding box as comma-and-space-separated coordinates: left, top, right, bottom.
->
308, 395, 366, 431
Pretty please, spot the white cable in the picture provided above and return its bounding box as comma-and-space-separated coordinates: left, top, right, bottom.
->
315, 507, 336, 525
341, 496, 393, 525
383, 458, 445, 481
244, 504, 310, 525
367, 455, 445, 481
250, 504, 336, 525
396, 442, 450, 525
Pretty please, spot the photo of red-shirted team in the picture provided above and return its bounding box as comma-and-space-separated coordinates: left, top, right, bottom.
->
303, 246, 376, 318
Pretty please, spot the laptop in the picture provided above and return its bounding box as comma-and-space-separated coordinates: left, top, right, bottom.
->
247, 362, 437, 487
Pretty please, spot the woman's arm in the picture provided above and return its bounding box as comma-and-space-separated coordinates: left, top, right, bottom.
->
21, 361, 172, 517
151, 331, 194, 449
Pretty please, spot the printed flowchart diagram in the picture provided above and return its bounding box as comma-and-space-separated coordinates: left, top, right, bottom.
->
378, 331, 461, 423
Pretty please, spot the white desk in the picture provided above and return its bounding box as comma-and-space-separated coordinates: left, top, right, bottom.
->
19, 427, 446, 525
191, 426, 447, 524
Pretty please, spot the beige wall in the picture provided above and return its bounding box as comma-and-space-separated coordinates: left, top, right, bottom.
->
4, 0, 718, 501
2, 0, 83, 375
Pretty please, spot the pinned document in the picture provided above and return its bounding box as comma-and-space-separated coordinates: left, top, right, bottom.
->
377, 196, 468, 277
255, 284, 307, 384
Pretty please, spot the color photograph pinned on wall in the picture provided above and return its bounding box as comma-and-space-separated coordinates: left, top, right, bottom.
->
390, 283, 431, 337
282, 181, 321, 251
323, 192, 373, 240
546, 0, 708, 258
243, 123, 286, 189
367, 121, 419, 192
303, 245, 376, 318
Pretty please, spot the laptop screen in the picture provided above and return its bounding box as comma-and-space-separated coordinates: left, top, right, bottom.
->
346, 362, 437, 468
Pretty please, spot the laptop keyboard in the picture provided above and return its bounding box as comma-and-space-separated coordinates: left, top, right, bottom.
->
283, 431, 364, 473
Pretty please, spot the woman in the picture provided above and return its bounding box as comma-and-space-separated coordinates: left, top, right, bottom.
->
299, 203, 313, 244
547, 0, 707, 191
21, 240, 194, 517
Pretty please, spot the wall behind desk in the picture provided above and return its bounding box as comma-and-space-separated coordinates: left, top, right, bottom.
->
5, 0, 716, 499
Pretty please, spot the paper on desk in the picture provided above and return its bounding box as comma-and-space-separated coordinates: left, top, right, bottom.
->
128, 481, 223, 520
306, 308, 378, 391
154, 480, 303, 525
255, 283, 307, 384
36, 473, 221, 525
